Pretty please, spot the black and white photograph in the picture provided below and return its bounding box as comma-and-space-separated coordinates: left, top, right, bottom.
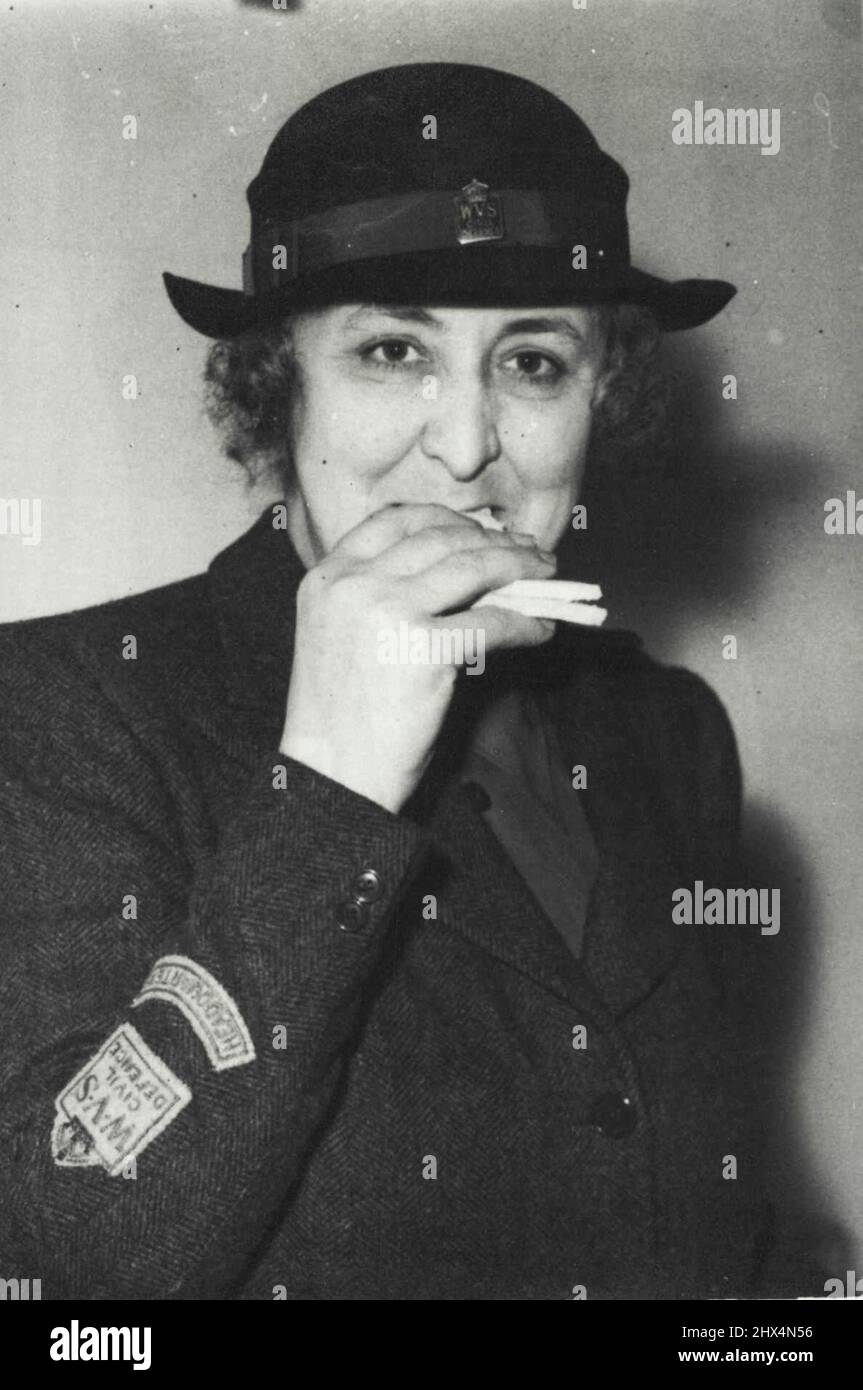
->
0, 0, 860, 1340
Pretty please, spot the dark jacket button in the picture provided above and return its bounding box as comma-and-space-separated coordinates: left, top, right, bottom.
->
336, 900, 368, 932
462, 780, 492, 813
352, 868, 383, 903
588, 1092, 637, 1138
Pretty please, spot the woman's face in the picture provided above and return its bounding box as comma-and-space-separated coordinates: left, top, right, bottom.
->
284, 302, 606, 566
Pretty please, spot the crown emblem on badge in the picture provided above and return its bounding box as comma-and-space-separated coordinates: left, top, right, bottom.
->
454, 178, 505, 245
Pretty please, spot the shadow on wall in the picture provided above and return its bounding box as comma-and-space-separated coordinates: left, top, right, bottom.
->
569, 330, 815, 658
743, 797, 854, 1287
563, 331, 854, 1288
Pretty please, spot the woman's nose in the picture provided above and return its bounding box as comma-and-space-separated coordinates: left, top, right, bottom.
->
419, 376, 501, 479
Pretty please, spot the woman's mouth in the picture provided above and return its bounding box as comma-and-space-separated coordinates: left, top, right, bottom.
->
382, 502, 510, 531
461, 506, 508, 532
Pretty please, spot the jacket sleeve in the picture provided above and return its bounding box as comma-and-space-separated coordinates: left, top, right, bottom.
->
0, 627, 430, 1299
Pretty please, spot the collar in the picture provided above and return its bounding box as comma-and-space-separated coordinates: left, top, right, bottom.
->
207, 506, 307, 712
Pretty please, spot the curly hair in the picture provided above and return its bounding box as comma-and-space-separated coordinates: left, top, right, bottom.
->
590, 302, 666, 449
203, 301, 666, 487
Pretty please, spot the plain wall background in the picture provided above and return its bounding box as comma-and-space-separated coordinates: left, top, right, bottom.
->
2, 0, 861, 1277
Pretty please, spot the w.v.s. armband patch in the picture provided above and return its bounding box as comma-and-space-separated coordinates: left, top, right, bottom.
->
52, 1023, 191, 1175
132, 955, 255, 1072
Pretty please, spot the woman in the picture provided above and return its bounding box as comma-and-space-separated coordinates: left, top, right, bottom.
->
0, 63, 798, 1300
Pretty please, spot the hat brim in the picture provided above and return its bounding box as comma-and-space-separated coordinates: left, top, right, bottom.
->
163, 248, 735, 339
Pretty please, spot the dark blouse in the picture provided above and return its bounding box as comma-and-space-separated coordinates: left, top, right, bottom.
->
458, 688, 599, 960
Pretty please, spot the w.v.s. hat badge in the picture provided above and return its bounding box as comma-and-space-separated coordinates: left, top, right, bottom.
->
454, 178, 505, 245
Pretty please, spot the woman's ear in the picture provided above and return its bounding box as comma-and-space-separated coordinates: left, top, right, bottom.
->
584, 303, 666, 447
588, 307, 613, 414
590, 373, 610, 414
203, 312, 299, 486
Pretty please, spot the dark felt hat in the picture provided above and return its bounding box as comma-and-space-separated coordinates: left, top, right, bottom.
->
164, 62, 735, 337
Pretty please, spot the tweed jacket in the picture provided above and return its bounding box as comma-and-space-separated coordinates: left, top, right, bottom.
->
0, 508, 781, 1301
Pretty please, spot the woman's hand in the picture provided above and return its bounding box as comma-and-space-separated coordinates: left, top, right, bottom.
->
280, 504, 557, 813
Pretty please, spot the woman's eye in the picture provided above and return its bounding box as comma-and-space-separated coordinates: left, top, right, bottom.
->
363, 339, 424, 368
505, 351, 562, 381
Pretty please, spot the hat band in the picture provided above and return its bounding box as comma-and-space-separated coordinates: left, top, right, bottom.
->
242, 187, 629, 295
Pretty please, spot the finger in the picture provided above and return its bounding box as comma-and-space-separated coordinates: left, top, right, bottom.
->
376, 526, 538, 579
409, 545, 556, 615
334, 504, 482, 561
438, 608, 557, 656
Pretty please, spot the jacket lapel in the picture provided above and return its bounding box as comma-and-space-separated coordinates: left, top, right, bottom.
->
207, 506, 305, 720
422, 778, 608, 1012
546, 651, 692, 1019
